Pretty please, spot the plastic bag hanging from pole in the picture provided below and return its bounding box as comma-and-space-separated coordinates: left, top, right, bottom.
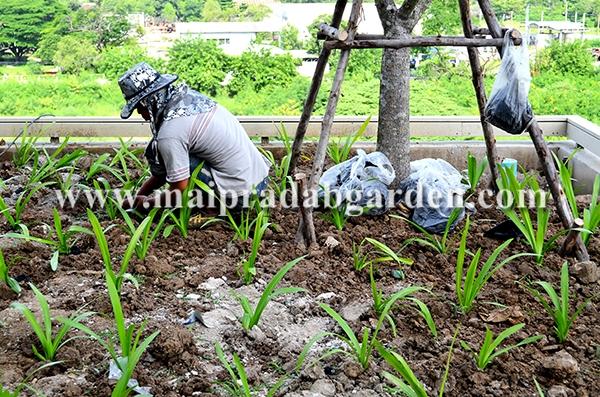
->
484, 30, 534, 135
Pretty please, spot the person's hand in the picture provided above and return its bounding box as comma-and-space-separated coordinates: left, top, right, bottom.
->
122, 195, 147, 210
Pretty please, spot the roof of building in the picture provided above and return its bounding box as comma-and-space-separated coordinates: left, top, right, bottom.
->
175, 21, 282, 34
528, 21, 587, 32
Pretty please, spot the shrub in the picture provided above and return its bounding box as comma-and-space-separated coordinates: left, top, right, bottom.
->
227, 49, 299, 96
97, 44, 149, 79
168, 38, 229, 96
534, 41, 595, 76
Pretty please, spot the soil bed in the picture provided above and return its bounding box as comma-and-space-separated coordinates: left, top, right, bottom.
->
0, 154, 599, 397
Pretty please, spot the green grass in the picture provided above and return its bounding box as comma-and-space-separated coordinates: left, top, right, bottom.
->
2, 66, 598, 126
0, 250, 21, 294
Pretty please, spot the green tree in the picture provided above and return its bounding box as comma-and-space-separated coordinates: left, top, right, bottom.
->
202, 0, 222, 21
168, 38, 229, 95
68, 6, 132, 50
53, 34, 99, 74
162, 2, 178, 21
0, 0, 65, 60
177, 0, 205, 21
280, 24, 302, 50
422, 0, 462, 35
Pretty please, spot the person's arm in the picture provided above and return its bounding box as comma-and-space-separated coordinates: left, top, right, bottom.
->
123, 174, 166, 210
143, 178, 190, 208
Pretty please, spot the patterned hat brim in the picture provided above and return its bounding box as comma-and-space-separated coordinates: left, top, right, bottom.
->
120, 74, 178, 119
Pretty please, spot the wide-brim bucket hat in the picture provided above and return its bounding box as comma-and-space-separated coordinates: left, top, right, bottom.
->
118, 62, 178, 119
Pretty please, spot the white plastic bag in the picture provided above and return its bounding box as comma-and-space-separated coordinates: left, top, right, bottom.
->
397, 158, 469, 233
319, 150, 395, 215
484, 30, 534, 134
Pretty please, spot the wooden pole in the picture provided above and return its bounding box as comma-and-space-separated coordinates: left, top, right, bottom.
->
294, 173, 316, 246
458, 0, 500, 191
318, 23, 349, 41
476, 0, 589, 261
299, 0, 364, 246
324, 35, 521, 50
559, 218, 585, 257
288, 0, 348, 174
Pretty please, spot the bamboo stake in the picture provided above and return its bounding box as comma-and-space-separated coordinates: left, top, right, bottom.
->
559, 218, 585, 257
288, 0, 348, 174
318, 23, 349, 41
299, 0, 364, 246
294, 173, 316, 246
458, 0, 500, 191
476, 0, 589, 261
324, 36, 521, 50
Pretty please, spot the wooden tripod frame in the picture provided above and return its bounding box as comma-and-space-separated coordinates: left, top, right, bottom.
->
289, 0, 590, 262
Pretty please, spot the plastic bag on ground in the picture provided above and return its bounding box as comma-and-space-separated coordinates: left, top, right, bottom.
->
484, 30, 534, 134
319, 150, 395, 215
397, 158, 468, 233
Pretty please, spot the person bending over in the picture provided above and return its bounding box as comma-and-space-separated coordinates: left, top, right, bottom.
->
117, 62, 270, 212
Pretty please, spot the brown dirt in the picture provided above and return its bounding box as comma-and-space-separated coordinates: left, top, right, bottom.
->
0, 156, 599, 397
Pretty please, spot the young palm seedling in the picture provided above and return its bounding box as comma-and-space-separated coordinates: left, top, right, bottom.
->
87, 209, 149, 293
460, 323, 542, 370
582, 175, 600, 245
85, 153, 123, 183
525, 262, 592, 343
553, 152, 579, 218
240, 210, 270, 284
118, 207, 171, 261
167, 164, 206, 238
237, 256, 305, 330
318, 293, 420, 369
215, 342, 253, 397
393, 207, 462, 255
27, 139, 87, 188
0, 250, 21, 294
258, 125, 292, 198
466, 152, 488, 195
11, 283, 93, 361
5, 208, 91, 271
497, 166, 558, 265
13, 129, 40, 167
92, 178, 121, 221
353, 237, 413, 271
0, 182, 51, 230
374, 341, 428, 397
369, 265, 436, 337
60, 273, 159, 397
327, 116, 371, 164
455, 216, 530, 313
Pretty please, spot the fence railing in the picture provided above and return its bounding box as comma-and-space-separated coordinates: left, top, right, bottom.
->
0, 115, 575, 143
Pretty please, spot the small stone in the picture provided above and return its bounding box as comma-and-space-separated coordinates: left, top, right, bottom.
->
547, 385, 575, 397
310, 379, 336, 397
343, 360, 362, 378
324, 236, 340, 248
302, 363, 325, 380
340, 301, 370, 322
248, 326, 266, 343
315, 292, 337, 302
542, 350, 580, 376
571, 261, 599, 284
199, 277, 225, 291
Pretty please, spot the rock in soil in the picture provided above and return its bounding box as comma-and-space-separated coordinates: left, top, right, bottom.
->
547, 385, 576, 397
571, 261, 599, 284
343, 360, 363, 379
310, 379, 336, 397
340, 301, 370, 322
542, 350, 580, 376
